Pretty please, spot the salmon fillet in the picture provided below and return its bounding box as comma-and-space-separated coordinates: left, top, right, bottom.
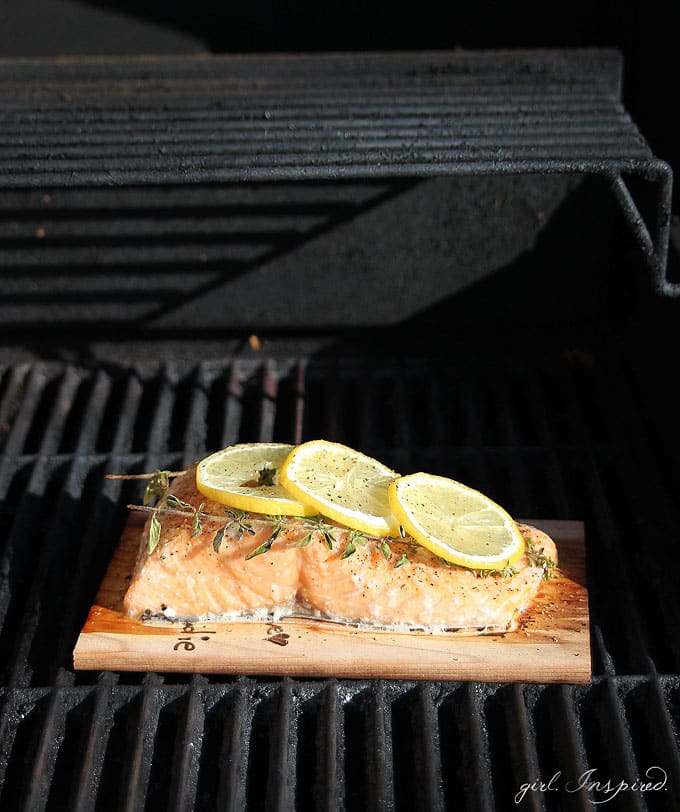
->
123, 469, 557, 632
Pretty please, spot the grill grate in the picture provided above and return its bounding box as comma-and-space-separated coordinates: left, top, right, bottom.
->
1, 678, 679, 810
1, 347, 680, 807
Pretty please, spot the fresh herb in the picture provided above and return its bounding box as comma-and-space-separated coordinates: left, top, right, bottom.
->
348, 529, 367, 547
127, 472, 537, 579
305, 516, 336, 550
143, 470, 170, 506
241, 465, 277, 487
473, 564, 518, 579
245, 536, 275, 560
106, 469, 190, 553
268, 516, 287, 542
148, 513, 162, 553
192, 503, 204, 537
257, 466, 276, 487
340, 538, 356, 559
126, 489, 429, 571
213, 525, 226, 553
224, 509, 255, 539
141, 470, 174, 552
287, 531, 313, 548
166, 494, 193, 511
211, 509, 256, 554
245, 517, 286, 559
106, 470, 186, 483
124, 482, 559, 594
525, 538, 557, 580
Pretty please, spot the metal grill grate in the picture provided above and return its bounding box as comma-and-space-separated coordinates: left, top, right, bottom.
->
1, 678, 679, 809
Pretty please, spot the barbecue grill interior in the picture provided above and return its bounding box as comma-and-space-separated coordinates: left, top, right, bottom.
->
1, 46, 679, 811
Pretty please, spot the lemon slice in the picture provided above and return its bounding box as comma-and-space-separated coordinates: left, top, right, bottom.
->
279, 439, 400, 536
196, 443, 317, 516
388, 472, 525, 569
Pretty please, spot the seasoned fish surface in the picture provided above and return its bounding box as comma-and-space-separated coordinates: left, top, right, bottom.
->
123, 470, 557, 632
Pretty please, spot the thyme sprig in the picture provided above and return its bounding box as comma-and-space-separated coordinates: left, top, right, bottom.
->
472, 564, 519, 579
144, 470, 172, 553
106, 469, 187, 554
524, 538, 558, 580
339, 528, 368, 560
126, 497, 411, 567
340, 538, 357, 560
245, 515, 288, 560
148, 513, 162, 552
300, 516, 338, 550
166, 493, 193, 511
143, 470, 169, 506
286, 531, 314, 548
192, 503, 205, 537
117, 469, 412, 566
105, 470, 187, 482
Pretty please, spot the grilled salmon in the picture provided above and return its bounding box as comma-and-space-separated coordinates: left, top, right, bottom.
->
123, 469, 557, 632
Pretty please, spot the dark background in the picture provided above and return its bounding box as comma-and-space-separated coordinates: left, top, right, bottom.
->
0, 0, 677, 202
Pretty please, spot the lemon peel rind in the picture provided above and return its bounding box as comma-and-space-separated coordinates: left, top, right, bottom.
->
387, 473, 525, 570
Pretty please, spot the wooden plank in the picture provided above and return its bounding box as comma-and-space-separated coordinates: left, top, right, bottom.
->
73, 516, 590, 683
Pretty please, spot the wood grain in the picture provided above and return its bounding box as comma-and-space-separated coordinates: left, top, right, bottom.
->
73, 516, 591, 682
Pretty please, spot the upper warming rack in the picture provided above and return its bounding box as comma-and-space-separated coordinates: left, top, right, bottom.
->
0, 49, 674, 292
0, 49, 660, 183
